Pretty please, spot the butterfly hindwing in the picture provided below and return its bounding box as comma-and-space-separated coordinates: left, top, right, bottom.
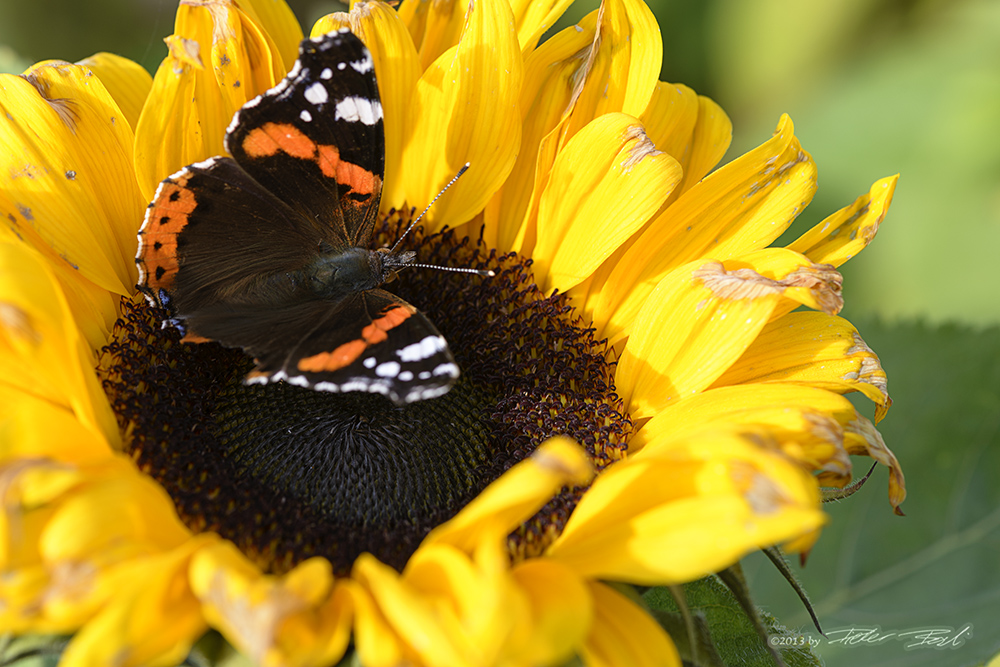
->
242, 290, 459, 404
225, 30, 385, 248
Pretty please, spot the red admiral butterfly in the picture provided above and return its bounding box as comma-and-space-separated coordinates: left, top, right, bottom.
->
136, 29, 459, 405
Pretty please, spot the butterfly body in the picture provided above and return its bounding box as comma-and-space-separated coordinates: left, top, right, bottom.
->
135, 30, 459, 405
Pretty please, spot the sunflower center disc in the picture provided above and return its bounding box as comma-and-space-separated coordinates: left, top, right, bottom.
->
103, 220, 631, 574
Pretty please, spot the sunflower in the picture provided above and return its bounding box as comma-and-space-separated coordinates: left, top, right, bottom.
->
0, 0, 905, 665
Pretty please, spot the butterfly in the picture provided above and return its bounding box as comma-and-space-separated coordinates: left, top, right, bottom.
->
136, 29, 459, 405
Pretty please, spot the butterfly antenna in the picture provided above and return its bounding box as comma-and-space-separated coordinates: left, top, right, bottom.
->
390, 163, 471, 253
408, 263, 494, 277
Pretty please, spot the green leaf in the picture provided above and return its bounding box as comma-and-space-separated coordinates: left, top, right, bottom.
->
0, 635, 69, 667
644, 577, 821, 667
742, 319, 1000, 667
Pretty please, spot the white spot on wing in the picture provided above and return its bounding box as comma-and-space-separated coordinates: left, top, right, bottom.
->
322, 68, 334, 79
397, 335, 447, 362
398, 371, 413, 382
376, 361, 401, 378
433, 363, 460, 378
299, 109, 312, 122
191, 157, 218, 170
351, 54, 374, 74
363, 357, 377, 368
334, 97, 382, 125
304, 82, 329, 105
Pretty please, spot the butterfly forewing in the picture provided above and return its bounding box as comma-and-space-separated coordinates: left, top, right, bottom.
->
137, 157, 321, 317
225, 30, 385, 248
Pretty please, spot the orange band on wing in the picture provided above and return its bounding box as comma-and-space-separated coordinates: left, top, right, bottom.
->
316, 145, 377, 196
242, 122, 317, 160
297, 304, 414, 372
137, 171, 197, 293
242, 123, 379, 203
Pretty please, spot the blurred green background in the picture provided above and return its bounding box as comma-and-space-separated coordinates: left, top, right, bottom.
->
3, 1, 998, 666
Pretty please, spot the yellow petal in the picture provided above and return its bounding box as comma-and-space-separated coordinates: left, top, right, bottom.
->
0, 457, 194, 632
483, 19, 594, 251
510, 0, 576, 52
134, 0, 286, 199
616, 249, 843, 420
711, 311, 890, 421
630, 383, 860, 482
76, 53, 153, 133
402, 541, 528, 664
533, 113, 682, 292
548, 428, 826, 583
191, 541, 351, 667
353, 553, 466, 666
313, 3, 422, 212
562, 0, 662, 142
0, 387, 113, 464
675, 95, 732, 197
400, 0, 523, 229
424, 436, 593, 553
239, 0, 304, 71
593, 114, 817, 341
39, 460, 192, 565
0, 243, 121, 447
509, 558, 592, 666
0, 65, 145, 297
347, 577, 406, 667
637, 82, 698, 167
396, 0, 464, 71
572, 89, 732, 319
0, 203, 118, 350
789, 174, 898, 267
60, 537, 213, 667
844, 417, 906, 514
487, 0, 661, 253
581, 582, 681, 667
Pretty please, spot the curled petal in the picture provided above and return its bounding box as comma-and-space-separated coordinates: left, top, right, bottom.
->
789, 175, 898, 267
509, 559, 592, 666
352, 552, 468, 666
712, 311, 891, 421
639, 82, 732, 200
60, 537, 213, 667
631, 383, 860, 482
844, 416, 906, 514
0, 457, 193, 633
